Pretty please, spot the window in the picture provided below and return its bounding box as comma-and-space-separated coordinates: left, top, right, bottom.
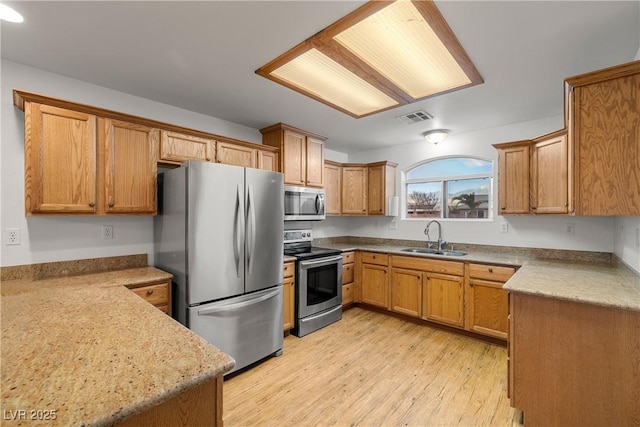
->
405, 157, 493, 219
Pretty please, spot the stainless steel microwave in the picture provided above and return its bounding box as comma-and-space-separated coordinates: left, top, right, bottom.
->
284, 186, 325, 221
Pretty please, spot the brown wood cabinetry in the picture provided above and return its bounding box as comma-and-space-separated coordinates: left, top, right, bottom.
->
342, 166, 368, 214
324, 161, 342, 215
257, 149, 278, 172
465, 263, 514, 340
390, 268, 422, 318
341, 251, 355, 307
566, 61, 640, 215
360, 252, 389, 308
531, 130, 571, 214
509, 293, 640, 426
216, 141, 256, 168
101, 118, 158, 214
24, 103, 98, 214
260, 123, 326, 187
367, 161, 397, 215
423, 273, 464, 327
283, 261, 295, 333
127, 280, 172, 315
159, 130, 214, 164
495, 141, 530, 214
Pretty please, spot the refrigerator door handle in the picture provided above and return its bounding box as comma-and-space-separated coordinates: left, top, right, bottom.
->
233, 184, 243, 278
198, 287, 280, 315
247, 185, 257, 275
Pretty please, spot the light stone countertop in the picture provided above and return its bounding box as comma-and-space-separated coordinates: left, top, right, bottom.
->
318, 242, 640, 312
1, 267, 235, 426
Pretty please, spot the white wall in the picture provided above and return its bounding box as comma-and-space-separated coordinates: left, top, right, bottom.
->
313, 116, 616, 253
0, 60, 262, 267
613, 217, 640, 272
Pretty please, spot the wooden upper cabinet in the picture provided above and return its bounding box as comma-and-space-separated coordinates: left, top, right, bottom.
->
101, 118, 158, 214
531, 130, 571, 214
324, 161, 342, 215
305, 137, 324, 187
260, 123, 326, 188
257, 149, 278, 172
159, 130, 214, 164
24, 103, 97, 214
341, 166, 367, 215
495, 141, 530, 214
367, 161, 397, 215
566, 60, 640, 215
216, 141, 257, 168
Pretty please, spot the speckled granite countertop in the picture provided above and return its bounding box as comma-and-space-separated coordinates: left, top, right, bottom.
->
318, 242, 640, 312
284, 255, 297, 263
1, 267, 235, 426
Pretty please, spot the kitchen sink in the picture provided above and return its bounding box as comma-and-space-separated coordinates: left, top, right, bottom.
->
400, 248, 467, 257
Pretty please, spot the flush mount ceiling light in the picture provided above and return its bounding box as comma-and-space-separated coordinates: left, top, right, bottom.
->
256, 0, 482, 118
423, 129, 450, 144
0, 3, 23, 22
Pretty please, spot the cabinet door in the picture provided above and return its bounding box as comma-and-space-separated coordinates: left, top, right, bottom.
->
305, 137, 324, 187
361, 264, 389, 308
497, 144, 530, 214
216, 142, 256, 168
25, 103, 97, 214
257, 149, 278, 172
467, 279, 508, 339
391, 268, 422, 318
324, 162, 342, 215
531, 132, 569, 214
102, 119, 158, 214
423, 273, 464, 327
342, 167, 367, 214
367, 165, 385, 215
283, 276, 295, 332
159, 130, 214, 163
283, 129, 306, 185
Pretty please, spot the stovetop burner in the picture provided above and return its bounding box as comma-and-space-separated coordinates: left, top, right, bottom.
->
283, 229, 341, 260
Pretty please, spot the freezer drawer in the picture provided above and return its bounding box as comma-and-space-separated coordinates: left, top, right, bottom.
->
188, 286, 283, 374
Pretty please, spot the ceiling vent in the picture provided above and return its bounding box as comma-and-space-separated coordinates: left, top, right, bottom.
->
398, 110, 433, 125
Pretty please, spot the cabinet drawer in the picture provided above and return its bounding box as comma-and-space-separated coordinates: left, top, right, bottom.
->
283, 262, 295, 278
342, 263, 354, 285
361, 252, 388, 266
131, 282, 169, 306
342, 283, 354, 305
391, 255, 463, 276
468, 263, 516, 282
342, 251, 355, 264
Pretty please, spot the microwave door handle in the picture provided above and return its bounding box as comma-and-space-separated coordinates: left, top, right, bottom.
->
315, 194, 321, 214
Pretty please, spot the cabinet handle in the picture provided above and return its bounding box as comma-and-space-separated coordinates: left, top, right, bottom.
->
206, 157, 211, 161
416, 275, 420, 279
146, 290, 154, 296
531, 206, 537, 210
488, 268, 494, 273
89, 202, 95, 207
501, 207, 506, 210
108, 201, 115, 208
426, 276, 431, 280
469, 282, 474, 287
564, 203, 568, 207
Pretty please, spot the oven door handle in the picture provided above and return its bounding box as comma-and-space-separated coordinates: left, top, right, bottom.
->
299, 255, 342, 268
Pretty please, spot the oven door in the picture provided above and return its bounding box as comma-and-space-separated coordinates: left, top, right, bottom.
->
297, 255, 342, 318
284, 186, 325, 221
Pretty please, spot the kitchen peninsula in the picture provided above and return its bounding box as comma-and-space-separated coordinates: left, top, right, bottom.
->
0, 256, 234, 427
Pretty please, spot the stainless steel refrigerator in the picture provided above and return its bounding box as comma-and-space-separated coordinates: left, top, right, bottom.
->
154, 161, 284, 374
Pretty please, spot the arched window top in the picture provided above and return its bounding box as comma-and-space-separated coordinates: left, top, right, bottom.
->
406, 157, 492, 180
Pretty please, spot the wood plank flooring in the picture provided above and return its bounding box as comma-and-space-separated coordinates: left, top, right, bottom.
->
223, 308, 516, 427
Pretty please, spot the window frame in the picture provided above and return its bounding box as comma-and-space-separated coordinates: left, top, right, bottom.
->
403, 156, 494, 221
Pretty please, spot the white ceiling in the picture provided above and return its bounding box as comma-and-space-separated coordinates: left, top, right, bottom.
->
2, 1, 638, 153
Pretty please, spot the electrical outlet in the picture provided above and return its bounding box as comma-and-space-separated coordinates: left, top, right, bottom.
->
389, 219, 397, 230
500, 222, 509, 233
102, 225, 114, 240
4, 228, 21, 246
566, 223, 575, 235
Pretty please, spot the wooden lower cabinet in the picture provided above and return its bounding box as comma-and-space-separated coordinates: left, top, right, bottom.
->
341, 251, 355, 307
390, 268, 422, 318
423, 273, 464, 327
465, 263, 514, 339
283, 261, 295, 333
127, 280, 172, 315
116, 376, 223, 427
510, 292, 640, 426
360, 256, 389, 309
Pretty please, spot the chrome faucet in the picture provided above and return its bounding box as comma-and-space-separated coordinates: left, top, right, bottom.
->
424, 220, 446, 251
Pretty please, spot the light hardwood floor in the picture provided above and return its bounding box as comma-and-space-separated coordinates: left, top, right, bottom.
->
224, 308, 516, 427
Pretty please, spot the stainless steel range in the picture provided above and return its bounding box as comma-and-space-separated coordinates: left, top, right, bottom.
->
284, 229, 342, 337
